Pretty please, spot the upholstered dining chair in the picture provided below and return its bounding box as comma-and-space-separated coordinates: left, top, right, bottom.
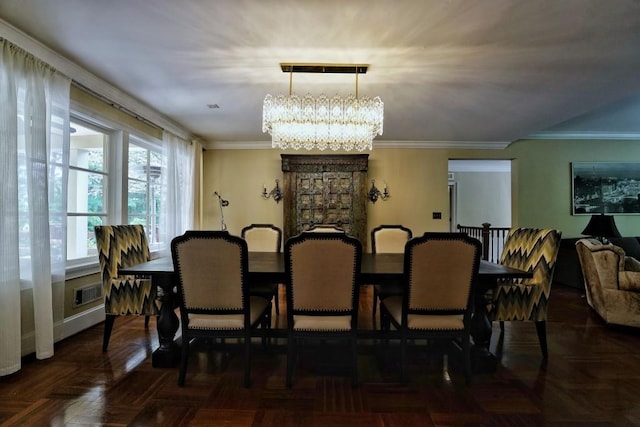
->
94, 224, 158, 352
306, 224, 345, 233
380, 232, 481, 384
171, 230, 272, 387
241, 224, 282, 314
490, 228, 562, 358
284, 232, 362, 388
370, 224, 413, 322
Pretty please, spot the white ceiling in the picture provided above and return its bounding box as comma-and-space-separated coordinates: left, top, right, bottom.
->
2, 0, 640, 147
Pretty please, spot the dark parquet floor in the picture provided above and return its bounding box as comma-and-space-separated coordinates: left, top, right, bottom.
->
1, 285, 639, 426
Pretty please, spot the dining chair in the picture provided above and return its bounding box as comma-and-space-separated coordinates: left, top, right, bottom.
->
380, 232, 481, 384
284, 232, 362, 388
241, 223, 282, 315
370, 225, 413, 323
94, 224, 158, 352
306, 224, 345, 233
490, 228, 562, 358
171, 230, 272, 387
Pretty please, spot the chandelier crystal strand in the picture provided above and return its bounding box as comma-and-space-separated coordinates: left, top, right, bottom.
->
262, 64, 384, 151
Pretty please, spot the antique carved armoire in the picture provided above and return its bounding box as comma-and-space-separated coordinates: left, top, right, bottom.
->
281, 154, 368, 248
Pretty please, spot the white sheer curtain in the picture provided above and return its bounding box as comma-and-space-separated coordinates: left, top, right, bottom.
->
161, 130, 195, 250
0, 39, 71, 376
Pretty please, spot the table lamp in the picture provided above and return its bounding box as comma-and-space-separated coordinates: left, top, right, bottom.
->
581, 214, 621, 243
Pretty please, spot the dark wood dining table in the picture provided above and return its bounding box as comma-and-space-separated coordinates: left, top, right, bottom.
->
120, 252, 531, 373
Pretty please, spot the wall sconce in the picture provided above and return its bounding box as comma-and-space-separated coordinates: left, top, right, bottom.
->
368, 179, 390, 203
262, 179, 283, 203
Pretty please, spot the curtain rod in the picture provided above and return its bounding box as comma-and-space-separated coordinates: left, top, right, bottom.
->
71, 80, 165, 133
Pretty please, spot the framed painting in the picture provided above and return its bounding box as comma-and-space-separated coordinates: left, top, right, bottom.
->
572, 162, 640, 215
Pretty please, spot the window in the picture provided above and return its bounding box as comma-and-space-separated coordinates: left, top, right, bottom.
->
67, 120, 109, 262
128, 137, 163, 251
66, 116, 166, 268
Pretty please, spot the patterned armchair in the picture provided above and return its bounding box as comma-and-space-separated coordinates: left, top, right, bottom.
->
490, 228, 562, 358
94, 224, 158, 352
576, 238, 640, 328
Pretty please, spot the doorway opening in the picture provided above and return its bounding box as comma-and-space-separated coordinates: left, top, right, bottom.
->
448, 160, 512, 232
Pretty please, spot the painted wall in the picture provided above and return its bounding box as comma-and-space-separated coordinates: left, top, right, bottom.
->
203, 138, 640, 252
202, 148, 451, 252
454, 171, 511, 228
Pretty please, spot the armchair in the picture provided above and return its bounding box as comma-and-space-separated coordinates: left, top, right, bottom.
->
575, 238, 640, 328
94, 224, 158, 352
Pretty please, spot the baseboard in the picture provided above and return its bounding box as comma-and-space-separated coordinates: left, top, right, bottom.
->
61, 304, 105, 340
20, 305, 105, 357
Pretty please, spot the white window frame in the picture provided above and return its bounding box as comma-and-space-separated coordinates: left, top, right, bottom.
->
65, 111, 164, 278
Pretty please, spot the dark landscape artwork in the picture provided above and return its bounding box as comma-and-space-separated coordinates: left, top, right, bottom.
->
572, 162, 640, 215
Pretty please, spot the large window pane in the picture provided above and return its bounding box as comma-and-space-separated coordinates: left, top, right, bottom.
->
67, 121, 108, 261
128, 139, 162, 249
67, 215, 105, 260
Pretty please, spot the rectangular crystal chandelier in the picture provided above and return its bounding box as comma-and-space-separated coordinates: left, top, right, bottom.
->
262, 63, 384, 151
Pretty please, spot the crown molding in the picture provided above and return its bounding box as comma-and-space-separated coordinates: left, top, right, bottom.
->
204, 140, 511, 150
526, 131, 640, 140
0, 19, 192, 141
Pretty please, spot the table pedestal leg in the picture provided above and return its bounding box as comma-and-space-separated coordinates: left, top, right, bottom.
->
470, 285, 497, 373
152, 274, 180, 368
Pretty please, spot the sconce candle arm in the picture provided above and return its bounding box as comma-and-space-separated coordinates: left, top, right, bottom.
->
368, 179, 390, 203
262, 179, 283, 203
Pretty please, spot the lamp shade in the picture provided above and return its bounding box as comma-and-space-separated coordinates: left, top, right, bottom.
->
581, 214, 621, 239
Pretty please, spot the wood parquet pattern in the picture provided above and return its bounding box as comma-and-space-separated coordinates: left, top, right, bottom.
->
1, 285, 639, 426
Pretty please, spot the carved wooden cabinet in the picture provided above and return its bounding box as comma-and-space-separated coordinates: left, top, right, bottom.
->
281, 154, 368, 248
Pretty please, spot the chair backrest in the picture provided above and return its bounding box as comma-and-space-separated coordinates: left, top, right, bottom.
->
285, 232, 362, 317
575, 238, 624, 309
94, 224, 151, 286
499, 228, 562, 294
371, 225, 413, 254
241, 224, 282, 252
404, 233, 481, 318
306, 224, 345, 233
171, 230, 248, 315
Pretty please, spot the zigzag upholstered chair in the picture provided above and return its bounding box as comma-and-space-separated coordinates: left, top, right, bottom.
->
94, 224, 158, 352
490, 228, 562, 358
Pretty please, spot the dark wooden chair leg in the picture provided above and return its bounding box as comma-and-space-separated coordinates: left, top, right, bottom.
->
144, 315, 150, 328
244, 334, 251, 388
102, 315, 116, 352
535, 320, 548, 358
178, 336, 189, 386
286, 336, 295, 388
372, 287, 379, 321
274, 285, 280, 315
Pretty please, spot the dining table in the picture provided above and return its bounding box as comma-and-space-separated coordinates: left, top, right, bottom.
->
119, 252, 531, 373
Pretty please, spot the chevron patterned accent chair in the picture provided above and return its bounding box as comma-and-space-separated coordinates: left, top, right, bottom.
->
490, 228, 562, 358
95, 224, 158, 352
